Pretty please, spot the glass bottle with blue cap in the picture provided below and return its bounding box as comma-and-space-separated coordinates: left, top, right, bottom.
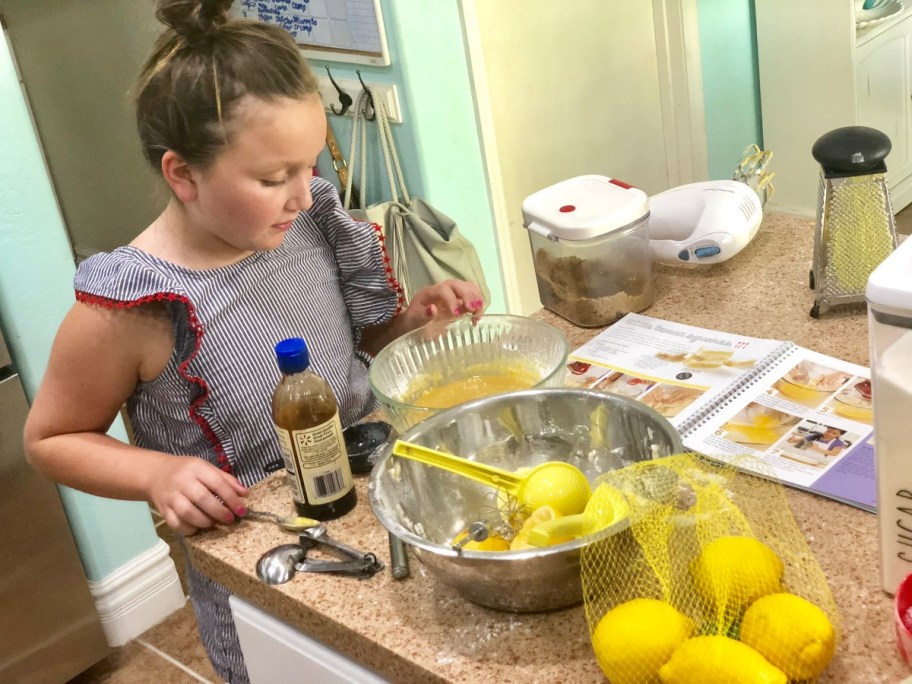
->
272, 337, 357, 520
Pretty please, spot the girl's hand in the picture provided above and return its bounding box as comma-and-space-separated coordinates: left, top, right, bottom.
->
359, 280, 486, 356
402, 279, 485, 329
146, 455, 249, 536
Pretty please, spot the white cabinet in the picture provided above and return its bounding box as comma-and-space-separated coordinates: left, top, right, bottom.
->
856, 15, 912, 189
756, 2, 912, 216
229, 596, 387, 683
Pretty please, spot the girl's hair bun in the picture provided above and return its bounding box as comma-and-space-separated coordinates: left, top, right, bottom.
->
137, 0, 317, 173
156, 0, 235, 40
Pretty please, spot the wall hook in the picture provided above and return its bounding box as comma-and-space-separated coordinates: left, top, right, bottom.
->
356, 70, 376, 122
325, 66, 352, 116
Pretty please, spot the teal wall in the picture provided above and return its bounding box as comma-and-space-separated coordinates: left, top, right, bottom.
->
312, 0, 504, 312
0, 34, 160, 580
697, 0, 763, 180
0, 0, 761, 585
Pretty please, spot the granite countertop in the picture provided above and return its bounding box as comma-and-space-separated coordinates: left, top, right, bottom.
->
187, 212, 908, 683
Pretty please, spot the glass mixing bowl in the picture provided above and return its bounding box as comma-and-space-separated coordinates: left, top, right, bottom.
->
832, 394, 873, 422
775, 377, 833, 405
368, 315, 569, 432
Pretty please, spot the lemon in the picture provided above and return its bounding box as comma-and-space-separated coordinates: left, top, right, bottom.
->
591, 598, 693, 684
450, 529, 511, 552
463, 536, 510, 552
510, 505, 562, 550
658, 635, 787, 684
691, 536, 783, 615
740, 592, 836, 680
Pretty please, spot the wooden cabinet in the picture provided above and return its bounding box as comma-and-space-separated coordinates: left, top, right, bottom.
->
756, 2, 912, 217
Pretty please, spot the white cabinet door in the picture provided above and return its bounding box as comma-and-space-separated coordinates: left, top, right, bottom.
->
229, 596, 387, 684
857, 14, 912, 191
462, 0, 704, 315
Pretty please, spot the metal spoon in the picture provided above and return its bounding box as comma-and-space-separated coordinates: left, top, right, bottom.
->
299, 523, 378, 565
295, 553, 383, 578
244, 509, 321, 533
255, 543, 306, 585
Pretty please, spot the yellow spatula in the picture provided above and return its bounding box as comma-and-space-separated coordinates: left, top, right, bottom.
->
391, 439, 591, 515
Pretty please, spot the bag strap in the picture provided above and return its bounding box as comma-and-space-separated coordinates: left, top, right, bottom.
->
343, 93, 369, 211
344, 88, 412, 209
371, 87, 411, 206
325, 119, 349, 190
359, 89, 414, 296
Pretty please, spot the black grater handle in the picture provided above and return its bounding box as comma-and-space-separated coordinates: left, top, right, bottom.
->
812, 126, 891, 178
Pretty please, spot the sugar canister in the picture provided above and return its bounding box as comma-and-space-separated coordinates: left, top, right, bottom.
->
867, 235, 912, 594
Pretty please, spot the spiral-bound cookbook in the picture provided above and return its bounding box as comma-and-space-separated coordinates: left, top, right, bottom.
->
565, 313, 875, 512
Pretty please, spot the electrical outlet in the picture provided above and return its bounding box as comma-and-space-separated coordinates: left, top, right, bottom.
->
316, 77, 402, 124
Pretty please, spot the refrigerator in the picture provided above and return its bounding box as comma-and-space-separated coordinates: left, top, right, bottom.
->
0, 329, 109, 682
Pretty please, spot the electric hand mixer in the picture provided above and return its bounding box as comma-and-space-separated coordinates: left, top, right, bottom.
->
647, 179, 764, 266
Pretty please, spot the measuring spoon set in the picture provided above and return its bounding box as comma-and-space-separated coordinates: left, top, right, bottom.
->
255, 523, 383, 585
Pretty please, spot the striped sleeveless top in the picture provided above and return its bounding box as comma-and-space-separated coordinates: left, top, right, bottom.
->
74, 177, 401, 488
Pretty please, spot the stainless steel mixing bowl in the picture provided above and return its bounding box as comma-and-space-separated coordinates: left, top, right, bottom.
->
368, 388, 684, 612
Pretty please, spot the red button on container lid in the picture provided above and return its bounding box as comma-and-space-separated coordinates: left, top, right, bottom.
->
521, 175, 650, 241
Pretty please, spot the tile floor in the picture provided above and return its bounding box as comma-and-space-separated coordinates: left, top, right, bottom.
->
69, 520, 220, 684
69, 203, 912, 684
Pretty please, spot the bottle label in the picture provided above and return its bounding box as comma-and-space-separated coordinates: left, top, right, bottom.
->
275, 427, 306, 504
275, 413, 353, 505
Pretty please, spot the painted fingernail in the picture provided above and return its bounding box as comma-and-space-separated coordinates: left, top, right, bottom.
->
236, 506, 247, 517
426, 305, 434, 317
470, 299, 483, 309
453, 306, 462, 315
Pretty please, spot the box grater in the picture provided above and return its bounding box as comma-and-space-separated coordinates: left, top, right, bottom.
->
809, 126, 898, 318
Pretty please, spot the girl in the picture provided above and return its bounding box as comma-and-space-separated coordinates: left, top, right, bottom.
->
23, 1, 484, 681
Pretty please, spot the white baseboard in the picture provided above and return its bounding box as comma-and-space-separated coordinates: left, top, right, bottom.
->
88, 539, 186, 647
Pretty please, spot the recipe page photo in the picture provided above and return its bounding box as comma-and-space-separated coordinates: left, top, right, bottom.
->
684, 348, 875, 510
565, 313, 785, 430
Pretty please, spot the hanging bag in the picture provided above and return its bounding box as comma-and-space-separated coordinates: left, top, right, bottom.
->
343, 89, 491, 304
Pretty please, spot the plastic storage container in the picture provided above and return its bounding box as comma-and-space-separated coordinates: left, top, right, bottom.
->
522, 175, 653, 327
866, 236, 912, 594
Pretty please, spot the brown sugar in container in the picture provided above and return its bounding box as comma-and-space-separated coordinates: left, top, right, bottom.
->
522, 175, 653, 327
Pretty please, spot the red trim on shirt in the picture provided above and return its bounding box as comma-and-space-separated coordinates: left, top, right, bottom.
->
75, 290, 233, 474
371, 222, 405, 313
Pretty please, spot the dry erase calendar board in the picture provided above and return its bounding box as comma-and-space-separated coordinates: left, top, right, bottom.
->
234, 0, 390, 66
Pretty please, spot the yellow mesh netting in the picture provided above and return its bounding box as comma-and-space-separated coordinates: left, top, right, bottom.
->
581, 453, 840, 683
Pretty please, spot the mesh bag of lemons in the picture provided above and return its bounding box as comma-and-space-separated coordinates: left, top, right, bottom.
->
581, 453, 839, 683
